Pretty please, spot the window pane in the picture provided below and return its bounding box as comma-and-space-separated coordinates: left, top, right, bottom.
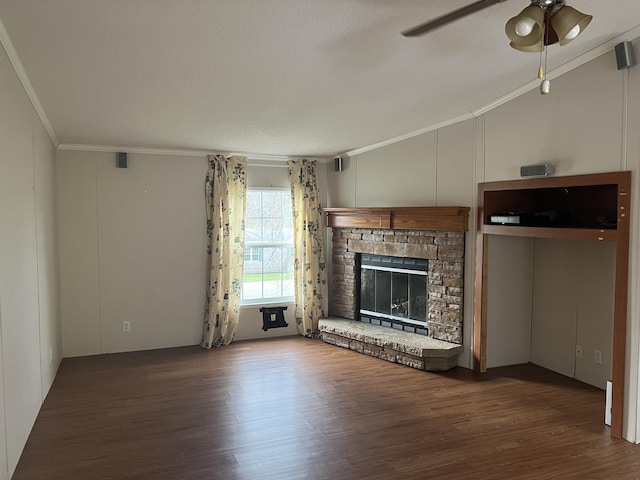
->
263, 247, 282, 274
360, 269, 375, 311
262, 217, 283, 242
391, 272, 409, 318
261, 191, 282, 219
242, 190, 294, 304
375, 270, 391, 315
263, 272, 284, 298
246, 191, 262, 218
243, 246, 294, 300
242, 272, 263, 300
408, 275, 428, 322
245, 218, 261, 243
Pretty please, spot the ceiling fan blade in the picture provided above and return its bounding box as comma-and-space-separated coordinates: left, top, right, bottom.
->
401, 0, 508, 37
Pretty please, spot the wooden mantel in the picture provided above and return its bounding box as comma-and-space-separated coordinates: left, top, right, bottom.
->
323, 206, 469, 232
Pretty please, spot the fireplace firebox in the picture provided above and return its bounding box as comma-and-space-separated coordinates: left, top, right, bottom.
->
359, 254, 429, 335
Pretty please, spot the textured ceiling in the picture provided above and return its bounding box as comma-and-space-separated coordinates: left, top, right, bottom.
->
0, 0, 639, 157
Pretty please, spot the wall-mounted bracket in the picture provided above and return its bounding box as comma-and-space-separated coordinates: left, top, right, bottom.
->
260, 306, 289, 331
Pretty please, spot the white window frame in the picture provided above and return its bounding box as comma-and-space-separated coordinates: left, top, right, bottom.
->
241, 188, 295, 306
244, 247, 262, 262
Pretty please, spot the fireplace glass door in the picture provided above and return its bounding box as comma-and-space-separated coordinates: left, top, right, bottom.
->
360, 254, 428, 329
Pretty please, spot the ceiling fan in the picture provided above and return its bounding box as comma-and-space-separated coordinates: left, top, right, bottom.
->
402, 0, 592, 94
402, 0, 591, 45
401, 0, 508, 37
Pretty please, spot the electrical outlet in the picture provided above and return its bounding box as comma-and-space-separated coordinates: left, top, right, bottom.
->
576, 345, 584, 358
123, 321, 131, 333
594, 349, 603, 365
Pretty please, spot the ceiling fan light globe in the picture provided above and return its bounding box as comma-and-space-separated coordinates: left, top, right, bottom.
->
505, 5, 545, 45
507, 23, 544, 47
515, 17, 535, 36
551, 5, 592, 45
509, 41, 544, 52
564, 24, 581, 41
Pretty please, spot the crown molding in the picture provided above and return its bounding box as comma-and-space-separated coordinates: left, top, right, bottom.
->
57, 143, 210, 157
0, 15, 58, 146
344, 113, 474, 157
57, 143, 330, 164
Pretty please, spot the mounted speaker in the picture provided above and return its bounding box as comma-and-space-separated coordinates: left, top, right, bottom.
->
334, 156, 343, 172
615, 41, 636, 70
116, 152, 128, 168
520, 163, 554, 178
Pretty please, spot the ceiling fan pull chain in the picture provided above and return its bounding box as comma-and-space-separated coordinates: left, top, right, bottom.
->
538, 45, 544, 79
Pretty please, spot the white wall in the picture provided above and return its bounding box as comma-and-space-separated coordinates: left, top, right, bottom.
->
486, 236, 534, 369
325, 47, 640, 441
355, 133, 437, 207
483, 54, 624, 181
34, 113, 62, 397
574, 241, 615, 390
57, 152, 101, 356
486, 237, 615, 391
98, 153, 208, 352
0, 43, 62, 478
57, 156, 327, 355
530, 239, 580, 378
527, 240, 615, 390
58, 151, 208, 355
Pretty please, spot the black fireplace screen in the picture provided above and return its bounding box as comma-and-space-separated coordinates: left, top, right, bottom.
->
359, 254, 428, 328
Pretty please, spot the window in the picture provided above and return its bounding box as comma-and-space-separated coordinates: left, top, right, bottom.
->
242, 189, 294, 304
244, 248, 262, 262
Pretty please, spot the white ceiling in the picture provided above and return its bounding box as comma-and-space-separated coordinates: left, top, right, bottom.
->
0, 1, 639, 157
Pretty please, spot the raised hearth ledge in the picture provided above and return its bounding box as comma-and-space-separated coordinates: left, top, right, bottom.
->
323, 206, 469, 232
319, 317, 463, 371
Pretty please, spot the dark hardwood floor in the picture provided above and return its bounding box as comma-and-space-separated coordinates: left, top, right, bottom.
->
13, 337, 640, 479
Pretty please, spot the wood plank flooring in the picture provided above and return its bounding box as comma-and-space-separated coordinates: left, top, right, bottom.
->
13, 337, 640, 479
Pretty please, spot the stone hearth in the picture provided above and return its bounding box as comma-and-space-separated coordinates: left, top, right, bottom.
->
319, 317, 463, 371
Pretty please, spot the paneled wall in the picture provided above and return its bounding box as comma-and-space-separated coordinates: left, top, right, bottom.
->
0, 44, 61, 478
486, 236, 534, 369
483, 54, 624, 181
57, 155, 327, 357
325, 46, 640, 440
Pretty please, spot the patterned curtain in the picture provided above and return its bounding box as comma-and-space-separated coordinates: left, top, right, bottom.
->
201, 155, 247, 349
288, 159, 328, 337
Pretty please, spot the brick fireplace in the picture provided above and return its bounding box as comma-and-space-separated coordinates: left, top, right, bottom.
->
325, 207, 469, 345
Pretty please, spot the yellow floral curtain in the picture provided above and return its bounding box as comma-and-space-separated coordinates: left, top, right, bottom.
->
288, 159, 328, 336
201, 155, 247, 348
